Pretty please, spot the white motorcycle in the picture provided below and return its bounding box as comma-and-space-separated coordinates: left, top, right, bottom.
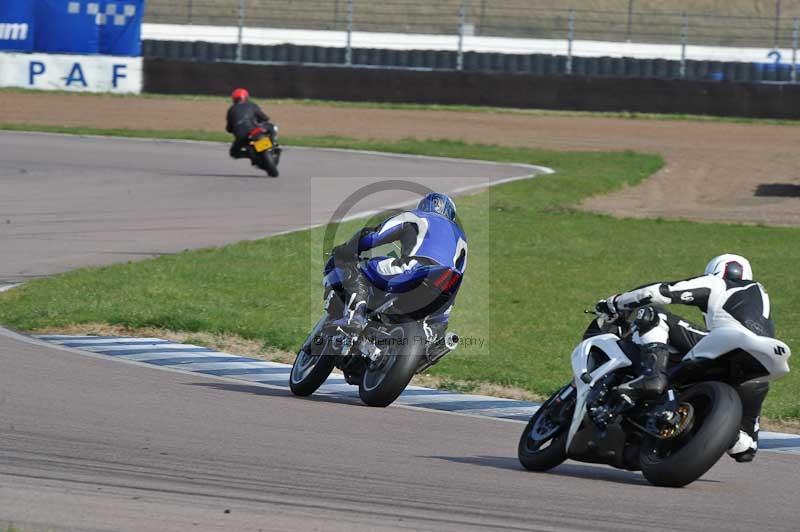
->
518, 308, 791, 487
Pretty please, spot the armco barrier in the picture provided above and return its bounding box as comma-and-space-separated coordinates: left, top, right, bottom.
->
144, 59, 800, 119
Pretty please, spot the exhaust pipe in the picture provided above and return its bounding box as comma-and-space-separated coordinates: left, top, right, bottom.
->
417, 332, 460, 373
444, 332, 459, 350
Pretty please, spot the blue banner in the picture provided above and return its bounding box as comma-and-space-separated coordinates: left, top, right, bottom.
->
0, 1, 35, 52
1, 1, 145, 56
35, 0, 100, 54
99, 1, 145, 56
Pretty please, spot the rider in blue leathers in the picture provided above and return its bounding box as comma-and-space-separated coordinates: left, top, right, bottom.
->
330, 193, 467, 336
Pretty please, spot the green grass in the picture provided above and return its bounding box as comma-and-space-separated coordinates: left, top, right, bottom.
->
0, 130, 798, 419
0, 122, 232, 143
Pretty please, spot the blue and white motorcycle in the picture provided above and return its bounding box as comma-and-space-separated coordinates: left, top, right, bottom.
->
290, 254, 461, 407
518, 308, 791, 487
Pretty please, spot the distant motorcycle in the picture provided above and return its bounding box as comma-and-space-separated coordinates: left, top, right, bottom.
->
290, 254, 461, 407
247, 124, 281, 177
517, 307, 791, 487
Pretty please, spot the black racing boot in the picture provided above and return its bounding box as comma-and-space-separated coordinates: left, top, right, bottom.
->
616, 343, 670, 400
330, 267, 370, 335
229, 143, 250, 160
331, 295, 368, 334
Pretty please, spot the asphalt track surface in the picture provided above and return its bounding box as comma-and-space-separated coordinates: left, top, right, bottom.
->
0, 131, 536, 284
1, 132, 798, 531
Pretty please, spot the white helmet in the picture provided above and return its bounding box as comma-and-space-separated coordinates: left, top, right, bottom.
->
705, 254, 753, 281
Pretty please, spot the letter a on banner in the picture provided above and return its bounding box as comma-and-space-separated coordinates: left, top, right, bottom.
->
65, 62, 88, 87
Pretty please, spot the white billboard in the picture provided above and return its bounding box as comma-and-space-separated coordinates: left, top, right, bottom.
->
0, 52, 142, 93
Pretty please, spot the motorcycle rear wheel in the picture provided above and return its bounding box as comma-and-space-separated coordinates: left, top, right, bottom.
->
639, 381, 742, 488
358, 322, 424, 407
518, 385, 573, 472
262, 150, 279, 177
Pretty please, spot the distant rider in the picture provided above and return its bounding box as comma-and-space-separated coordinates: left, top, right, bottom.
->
329, 192, 468, 339
225, 88, 274, 162
596, 254, 774, 463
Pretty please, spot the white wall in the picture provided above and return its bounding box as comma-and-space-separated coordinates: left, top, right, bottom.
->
142, 22, 789, 65
0, 52, 142, 93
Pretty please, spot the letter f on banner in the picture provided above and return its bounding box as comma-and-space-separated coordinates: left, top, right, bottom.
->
112, 64, 127, 88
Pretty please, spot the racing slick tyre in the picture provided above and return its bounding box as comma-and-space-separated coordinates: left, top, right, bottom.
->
263, 151, 279, 177
518, 385, 574, 471
640, 381, 742, 488
358, 322, 424, 407
290, 320, 335, 396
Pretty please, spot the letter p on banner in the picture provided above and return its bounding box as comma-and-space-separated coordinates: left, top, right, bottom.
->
29, 60, 45, 85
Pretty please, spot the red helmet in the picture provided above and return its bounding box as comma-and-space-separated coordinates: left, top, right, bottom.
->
231, 88, 249, 103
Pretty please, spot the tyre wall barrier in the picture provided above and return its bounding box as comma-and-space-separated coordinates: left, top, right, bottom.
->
141, 40, 797, 84
144, 58, 800, 119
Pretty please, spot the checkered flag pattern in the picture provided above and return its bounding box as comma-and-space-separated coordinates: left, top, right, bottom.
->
67, 1, 137, 26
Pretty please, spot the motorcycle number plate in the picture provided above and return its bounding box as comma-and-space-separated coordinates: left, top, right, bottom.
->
253, 137, 272, 152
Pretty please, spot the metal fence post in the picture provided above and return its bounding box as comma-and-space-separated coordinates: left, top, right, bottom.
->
566, 9, 575, 75
457, 1, 467, 71
774, 0, 783, 49
345, 0, 353, 66
792, 18, 799, 83
626, 0, 634, 41
236, 0, 245, 62
187, 0, 193, 24
680, 13, 688, 78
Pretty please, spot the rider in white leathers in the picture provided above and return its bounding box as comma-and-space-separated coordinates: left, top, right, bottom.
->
596, 254, 774, 463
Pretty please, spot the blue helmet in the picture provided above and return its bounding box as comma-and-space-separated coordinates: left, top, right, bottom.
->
417, 192, 457, 221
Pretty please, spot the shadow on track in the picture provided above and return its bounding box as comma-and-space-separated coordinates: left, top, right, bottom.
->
173, 173, 277, 179
429, 455, 647, 485
185, 381, 364, 406
427, 455, 718, 486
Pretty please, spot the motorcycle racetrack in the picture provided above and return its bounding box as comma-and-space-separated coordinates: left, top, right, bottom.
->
1, 131, 799, 531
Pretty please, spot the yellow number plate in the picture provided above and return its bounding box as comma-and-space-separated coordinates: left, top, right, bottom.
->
253, 137, 272, 152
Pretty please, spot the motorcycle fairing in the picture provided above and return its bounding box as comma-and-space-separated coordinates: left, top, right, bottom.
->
683, 327, 791, 384
567, 417, 633, 469
567, 333, 632, 451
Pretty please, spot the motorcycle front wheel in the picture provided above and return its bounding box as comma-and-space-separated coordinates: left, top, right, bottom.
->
358, 321, 424, 407
639, 381, 742, 488
289, 317, 335, 396
518, 385, 574, 472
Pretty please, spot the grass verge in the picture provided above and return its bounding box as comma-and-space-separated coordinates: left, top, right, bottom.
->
0, 129, 798, 421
